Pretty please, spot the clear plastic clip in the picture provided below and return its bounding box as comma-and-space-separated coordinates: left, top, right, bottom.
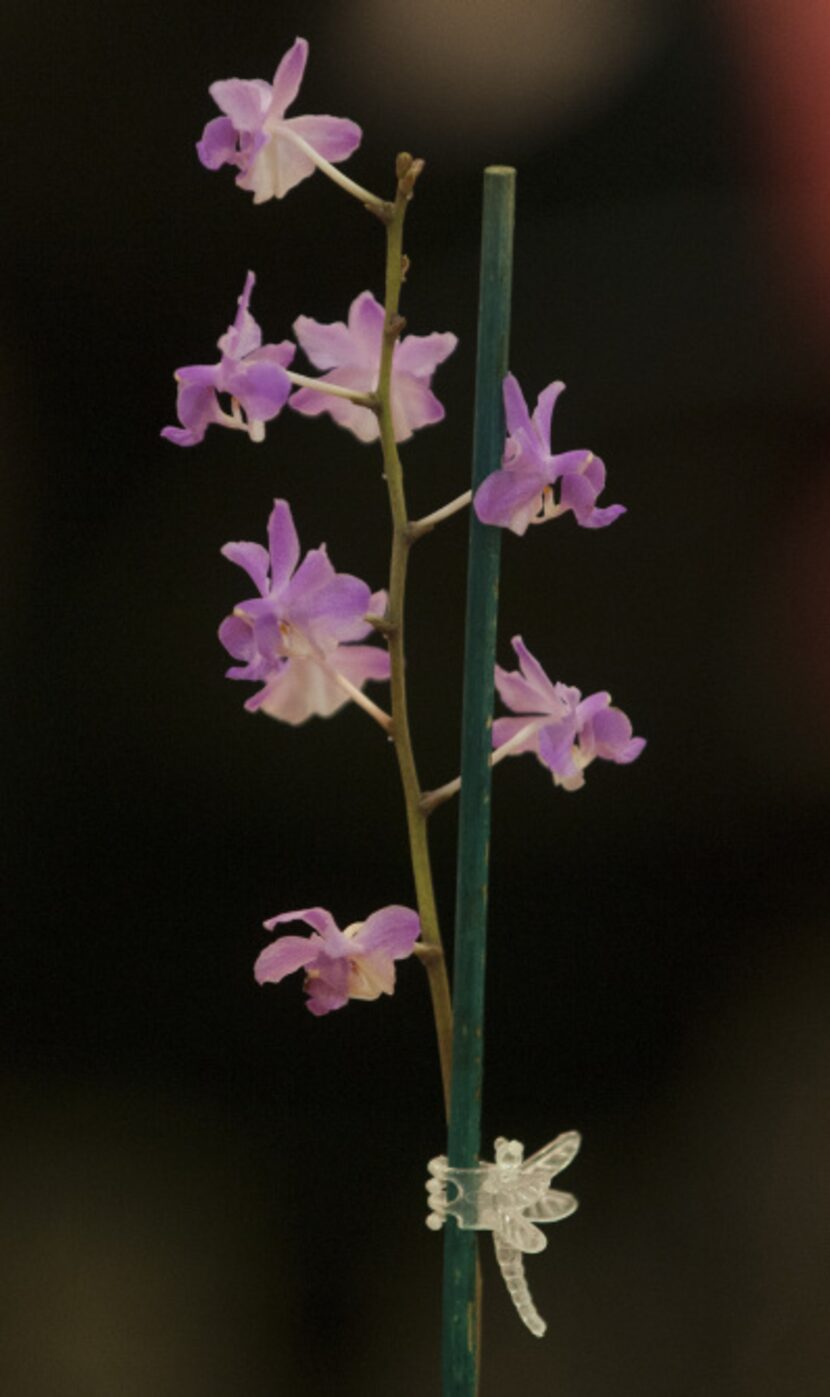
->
426, 1131, 581, 1338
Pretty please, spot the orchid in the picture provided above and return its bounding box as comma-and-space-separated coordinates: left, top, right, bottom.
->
162, 272, 294, 447
493, 636, 645, 791
218, 499, 390, 725
290, 290, 458, 443
197, 37, 363, 204
474, 374, 625, 535
254, 905, 421, 1015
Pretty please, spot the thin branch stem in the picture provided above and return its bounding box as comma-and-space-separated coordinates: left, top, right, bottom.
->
409, 490, 473, 539
421, 776, 461, 816
376, 159, 454, 1118
365, 612, 397, 636
422, 720, 538, 814
285, 370, 378, 407
330, 669, 392, 732
281, 129, 390, 212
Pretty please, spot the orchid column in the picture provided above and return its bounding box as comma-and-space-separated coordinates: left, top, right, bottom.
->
442, 167, 515, 1397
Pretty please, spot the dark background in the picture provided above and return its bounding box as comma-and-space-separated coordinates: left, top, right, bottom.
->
4, 1, 830, 1393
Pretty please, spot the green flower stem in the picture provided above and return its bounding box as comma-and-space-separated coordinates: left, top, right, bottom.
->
442, 165, 516, 1397
376, 156, 453, 1117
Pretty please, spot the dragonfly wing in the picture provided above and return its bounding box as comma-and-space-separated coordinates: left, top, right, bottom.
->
526, 1187, 578, 1223
524, 1130, 581, 1179
497, 1211, 548, 1254
500, 1175, 550, 1211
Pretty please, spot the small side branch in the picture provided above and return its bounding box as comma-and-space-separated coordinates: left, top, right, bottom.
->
286, 370, 378, 408
330, 670, 393, 733
409, 490, 473, 540
365, 612, 398, 636
421, 719, 539, 814
281, 129, 391, 215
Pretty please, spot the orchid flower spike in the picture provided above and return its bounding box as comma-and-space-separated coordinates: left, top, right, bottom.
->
255, 905, 421, 1015
162, 272, 294, 447
474, 374, 625, 535
290, 291, 458, 443
494, 636, 645, 790
197, 37, 369, 205
219, 498, 389, 725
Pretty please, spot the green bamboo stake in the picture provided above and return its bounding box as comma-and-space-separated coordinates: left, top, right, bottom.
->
442, 166, 516, 1397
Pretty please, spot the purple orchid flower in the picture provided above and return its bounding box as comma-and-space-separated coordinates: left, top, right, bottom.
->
254, 904, 421, 1016
162, 272, 295, 447
218, 498, 389, 725
290, 291, 458, 443
494, 636, 645, 791
474, 374, 626, 536
197, 37, 362, 203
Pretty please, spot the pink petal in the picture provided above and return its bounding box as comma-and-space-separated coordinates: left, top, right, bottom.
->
284, 114, 362, 164
531, 379, 565, 446
239, 131, 315, 202
254, 933, 320, 985
347, 588, 388, 641
589, 706, 642, 762
301, 574, 373, 648
387, 376, 439, 441
263, 907, 339, 937
395, 330, 459, 378
268, 37, 309, 119
503, 373, 533, 437
222, 359, 291, 422
582, 502, 627, 530
352, 906, 420, 959
582, 453, 607, 492
255, 656, 350, 724
329, 643, 390, 686
266, 500, 301, 596
216, 271, 261, 359
283, 545, 336, 615
247, 341, 296, 371
548, 449, 596, 482
174, 362, 221, 388
559, 470, 625, 529
161, 377, 221, 447
347, 291, 385, 359
218, 612, 256, 662
305, 959, 351, 1015
575, 691, 612, 726
197, 116, 239, 170
494, 664, 548, 717
616, 735, 646, 763
220, 540, 271, 596
292, 313, 354, 370
473, 469, 545, 536
209, 78, 271, 131
557, 468, 600, 521
512, 637, 569, 712
538, 720, 581, 781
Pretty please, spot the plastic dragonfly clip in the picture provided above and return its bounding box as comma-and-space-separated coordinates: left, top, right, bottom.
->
426, 1131, 581, 1337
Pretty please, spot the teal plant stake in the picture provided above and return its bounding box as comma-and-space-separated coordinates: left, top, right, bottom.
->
442, 166, 516, 1397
